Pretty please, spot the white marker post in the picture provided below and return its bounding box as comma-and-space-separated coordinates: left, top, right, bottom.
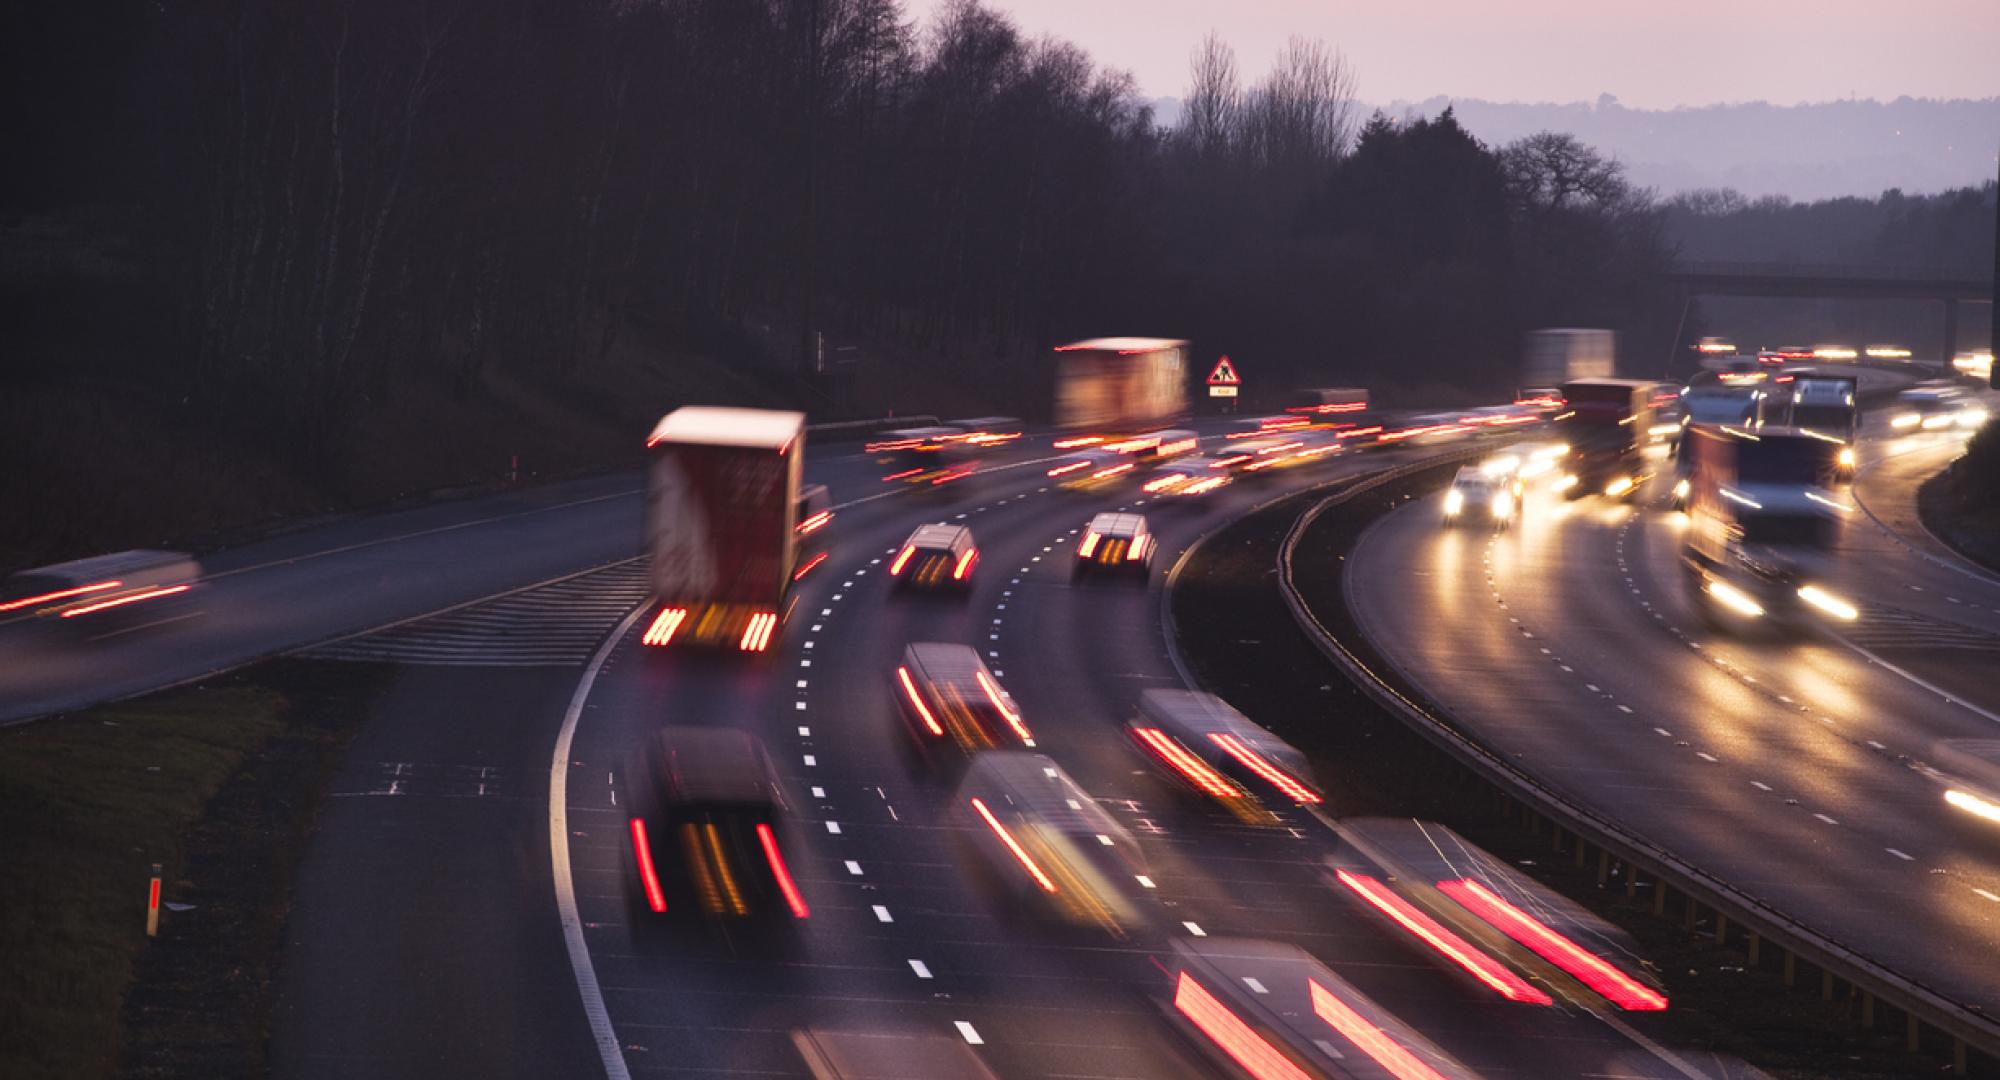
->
146, 863, 161, 938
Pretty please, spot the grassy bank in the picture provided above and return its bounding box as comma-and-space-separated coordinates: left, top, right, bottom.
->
0, 660, 390, 1080
1919, 421, 2000, 574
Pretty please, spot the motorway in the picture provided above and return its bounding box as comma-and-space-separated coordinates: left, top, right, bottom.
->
1347, 379, 2000, 1030
256, 424, 1765, 1079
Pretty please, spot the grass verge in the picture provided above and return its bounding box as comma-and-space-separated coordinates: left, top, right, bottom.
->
0, 659, 390, 1080
1918, 421, 2000, 575
1171, 463, 1949, 1079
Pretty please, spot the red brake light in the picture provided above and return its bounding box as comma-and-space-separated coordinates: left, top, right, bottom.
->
882, 468, 923, 482
973, 669, 1032, 744
1127, 535, 1148, 561
952, 549, 978, 580
642, 607, 688, 646
756, 823, 809, 918
1173, 972, 1314, 1080
796, 510, 831, 534
1132, 727, 1244, 799
897, 666, 944, 735
1308, 978, 1450, 1080
889, 546, 915, 575
1335, 869, 1551, 1004
1048, 460, 1091, 477
1436, 878, 1667, 1010
58, 583, 190, 618
0, 580, 123, 613
630, 818, 667, 913
1077, 532, 1100, 558
1053, 436, 1103, 449
738, 611, 778, 652
1207, 733, 1320, 804
970, 797, 1057, 893
1091, 462, 1134, 480
792, 552, 828, 581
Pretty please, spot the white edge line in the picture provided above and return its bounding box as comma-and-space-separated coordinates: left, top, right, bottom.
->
550, 601, 653, 1080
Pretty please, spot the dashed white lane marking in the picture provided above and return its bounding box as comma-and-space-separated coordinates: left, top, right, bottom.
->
811, 786, 826, 799
825, 821, 842, 834
1813, 813, 1839, 825
1696, 752, 1718, 763
1135, 874, 1157, 888
795, 701, 808, 711
1975, 889, 2000, 903
1751, 780, 1773, 791
955, 1021, 984, 1045
1887, 848, 1914, 861
803, 754, 817, 766
1653, 727, 1673, 737
1184, 921, 1207, 937
845, 860, 864, 875
1867, 740, 1886, 750
1616, 705, 1634, 714
798, 725, 811, 736
874, 905, 894, 923
1243, 976, 1269, 994
909, 959, 933, 979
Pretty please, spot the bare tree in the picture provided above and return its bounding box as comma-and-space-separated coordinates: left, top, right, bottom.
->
1182, 32, 1239, 159
1242, 36, 1355, 173
1500, 130, 1636, 217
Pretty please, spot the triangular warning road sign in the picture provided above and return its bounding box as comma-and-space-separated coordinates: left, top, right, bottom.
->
1206, 356, 1241, 385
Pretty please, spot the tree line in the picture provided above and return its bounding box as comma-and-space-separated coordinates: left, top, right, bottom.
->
7, 0, 1686, 458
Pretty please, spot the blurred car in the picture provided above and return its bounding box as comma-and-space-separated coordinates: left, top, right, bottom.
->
1105, 427, 1200, 462
1930, 740, 2000, 831
1045, 450, 1137, 490
1891, 386, 1984, 432
942, 416, 1024, 447
893, 643, 1034, 767
791, 483, 834, 582
1163, 938, 1481, 1080
1074, 512, 1155, 578
1508, 440, 1570, 484
1442, 466, 1519, 529
1140, 454, 1235, 498
869, 426, 975, 487
889, 524, 978, 591
1125, 689, 1320, 824
1, 550, 201, 629
621, 726, 809, 923
1216, 435, 1309, 475
954, 751, 1148, 936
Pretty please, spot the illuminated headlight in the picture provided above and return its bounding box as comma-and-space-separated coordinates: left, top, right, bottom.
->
1891, 413, 1921, 429
1492, 492, 1513, 518
1963, 407, 1989, 428
1797, 585, 1858, 621
1672, 478, 1690, 499
1946, 789, 2000, 825
1923, 414, 1955, 430
1443, 489, 1464, 516
1649, 422, 1680, 437
1706, 580, 1764, 618
1604, 476, 1634, 498
1836, 447, 1856, 468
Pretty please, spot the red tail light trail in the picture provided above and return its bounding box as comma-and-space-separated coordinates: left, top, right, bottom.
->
1335, 870, 1551, 1005
1207, 733, 1320, 804
756, 823, 810, 918
888, 546, 915, 575
58, 584, 190, 618
642, 607, 688, 646
952, 549, 978, 580
897, 666, 944, 735
0, 580, 122, 613
630, 818, 668, 913
1077, 532, 1101, 558
738, 611, 778, 652
1047, 460, 1091, 477
1172, 972, 1314, 1080
970, 797, 1057, 893
792, 552, 828, 581
1132, 727, 1244, 800
1308, 978, 1450, 1080
1436, 877, 1666, 1011
973, 669, 1032, 745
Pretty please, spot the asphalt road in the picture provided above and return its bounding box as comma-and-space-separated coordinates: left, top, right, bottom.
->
1347, 381, 2000, 1030
260, 415, 1785, 1080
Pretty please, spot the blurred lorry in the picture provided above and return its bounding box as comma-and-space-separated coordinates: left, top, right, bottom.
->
1524, 328, 1615, 389
1052, 337, 1188, 446
1554, 378, 1653, 499
1760, 372, 1859, 479
1681, 423, 1858, 630
641, 407, 812, 653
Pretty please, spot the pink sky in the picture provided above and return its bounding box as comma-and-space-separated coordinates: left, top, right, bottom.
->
910, 0, 2000, 108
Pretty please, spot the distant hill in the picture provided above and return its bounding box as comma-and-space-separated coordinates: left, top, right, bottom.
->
1151, 94, 1999, 201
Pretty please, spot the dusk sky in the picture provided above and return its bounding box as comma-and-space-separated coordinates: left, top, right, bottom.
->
912, 0, 2000, 108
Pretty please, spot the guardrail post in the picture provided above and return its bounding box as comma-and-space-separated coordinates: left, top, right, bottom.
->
1624, 867, 1637, 899
1713, 912, 1727, 947
1862, 991, 1875, 1028
1909, 1013, 1921, 1053
1746, 932, 1760, 966
1652, 880, 1667, 916
1684, 896, 1698, 937
1822, 969, 1835, 1001
1596, 849, 1610, 887
1783, 950, 1797, 987
1954, 1036, 1966, 1075
1573, 838, 1587, 868
1551, 824, 1564, 853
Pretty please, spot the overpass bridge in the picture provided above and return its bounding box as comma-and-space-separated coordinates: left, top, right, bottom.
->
1665, 260, 1995, 371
